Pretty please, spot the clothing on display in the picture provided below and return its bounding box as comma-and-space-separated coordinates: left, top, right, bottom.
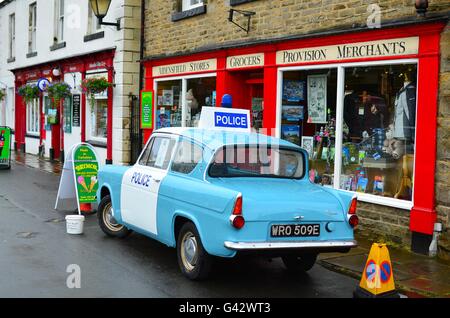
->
393, 81, 416, 142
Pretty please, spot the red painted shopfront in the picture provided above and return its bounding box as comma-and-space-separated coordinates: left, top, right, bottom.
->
142, 21, 446, 248
12, 49, 115, 163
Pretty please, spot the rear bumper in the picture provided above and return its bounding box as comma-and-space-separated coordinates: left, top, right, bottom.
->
224, 240, 357, 252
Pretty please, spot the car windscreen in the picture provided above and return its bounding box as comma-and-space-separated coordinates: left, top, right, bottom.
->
208, 145, 305, 179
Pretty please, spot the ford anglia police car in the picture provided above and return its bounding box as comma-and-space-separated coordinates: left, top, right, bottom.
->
96, 126, 358, 280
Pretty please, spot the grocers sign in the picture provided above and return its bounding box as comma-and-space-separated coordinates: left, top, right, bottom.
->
73, 145, 99, 203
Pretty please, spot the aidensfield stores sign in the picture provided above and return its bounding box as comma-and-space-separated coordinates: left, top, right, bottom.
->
276, 37, 419, 65
153, 59, 217, 77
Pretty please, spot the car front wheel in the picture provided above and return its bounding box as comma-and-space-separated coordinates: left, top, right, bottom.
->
282, 254, 317, 272
98, 195, 132, 238
177, 222, 213, 280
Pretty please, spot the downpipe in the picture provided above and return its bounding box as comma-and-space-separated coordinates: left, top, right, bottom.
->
429, 223, 442, 257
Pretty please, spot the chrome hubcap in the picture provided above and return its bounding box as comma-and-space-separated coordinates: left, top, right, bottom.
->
103, 202, 124, 232
181, 232, 198, 272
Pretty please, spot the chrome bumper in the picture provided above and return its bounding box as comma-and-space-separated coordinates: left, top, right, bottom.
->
224, 240, 357, 251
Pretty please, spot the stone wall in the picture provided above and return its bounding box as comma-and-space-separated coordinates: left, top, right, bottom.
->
113, 0, 142, 165
436, 23, 450, 258
144, 0, 449, 57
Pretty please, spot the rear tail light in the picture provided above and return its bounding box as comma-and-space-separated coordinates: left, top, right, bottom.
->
349, 215, 359, 228
348, 197, 358, 228
230, 194, 245, 229
348, 197, 357, 215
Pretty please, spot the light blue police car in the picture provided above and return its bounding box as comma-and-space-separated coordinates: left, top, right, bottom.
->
97, 126, 358, 280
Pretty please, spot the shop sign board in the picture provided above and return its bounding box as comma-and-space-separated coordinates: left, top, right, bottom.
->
227, 53, 265, 69
199, 107, 251, 133
152, 59, 217, 77
0, 126, 12, 169
72, 94, 81, 127
141, 91, 153, 129
276, 37, 419, 65
55, 143, 100, 214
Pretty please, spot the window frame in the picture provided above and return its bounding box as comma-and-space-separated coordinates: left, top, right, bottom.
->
26, 98, 40, 136
54, 0, 65, 42
28, 2, 37, 53
8, 13, 15, 59
136, 134, 177, 171
182, 0, 204, 12
276, 58, 419, 210
154, 73, 217, 129
170, 138, 205, 175
87, 4, 101, 35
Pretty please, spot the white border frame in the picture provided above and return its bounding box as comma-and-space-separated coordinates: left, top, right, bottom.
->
277, 59, 418, 210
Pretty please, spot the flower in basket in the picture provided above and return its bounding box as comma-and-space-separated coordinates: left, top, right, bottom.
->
47, 82, 72, 107
17, 84, 40, 103
81, 77, 111, 108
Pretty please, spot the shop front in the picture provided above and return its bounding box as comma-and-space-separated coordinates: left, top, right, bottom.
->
143, 20, 445, 252
12, 49, 115, 165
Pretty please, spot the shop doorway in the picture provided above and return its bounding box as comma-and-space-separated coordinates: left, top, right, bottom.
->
227, 70, 264, 131
50, 102, 61, 161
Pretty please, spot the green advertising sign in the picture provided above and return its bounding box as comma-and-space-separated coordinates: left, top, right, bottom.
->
0, 126, 11, 169
141, 91, 153, 129
73, 145, 99, 203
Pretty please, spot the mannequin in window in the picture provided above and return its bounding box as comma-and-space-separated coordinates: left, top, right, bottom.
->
393, 72, 416, 145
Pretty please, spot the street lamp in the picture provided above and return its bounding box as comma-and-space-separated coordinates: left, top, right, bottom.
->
89, 0, 121, 30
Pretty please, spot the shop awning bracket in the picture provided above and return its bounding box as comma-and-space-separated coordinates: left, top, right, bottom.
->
228, 9, 256, 34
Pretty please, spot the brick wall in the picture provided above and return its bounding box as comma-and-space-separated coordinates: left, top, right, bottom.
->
144, 0, 450, 256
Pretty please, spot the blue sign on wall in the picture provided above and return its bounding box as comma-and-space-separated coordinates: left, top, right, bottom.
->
214, 112, 248, 129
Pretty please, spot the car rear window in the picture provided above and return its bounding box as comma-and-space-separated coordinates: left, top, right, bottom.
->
208, 145, 305, 179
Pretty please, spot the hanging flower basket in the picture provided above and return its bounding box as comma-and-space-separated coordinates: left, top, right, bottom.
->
81, 77, 111, 110
47, 82, 72, 107
17, 84, 40, 103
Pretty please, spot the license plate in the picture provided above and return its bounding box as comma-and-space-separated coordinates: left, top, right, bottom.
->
271, 224, 320, 237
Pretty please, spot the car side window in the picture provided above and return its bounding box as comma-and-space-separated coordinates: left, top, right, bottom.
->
171, 140, 203, 175
138, 139, 154, 166
146, 137, 176, 170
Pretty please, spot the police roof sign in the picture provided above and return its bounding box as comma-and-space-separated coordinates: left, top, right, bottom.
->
199, 107, 251, 133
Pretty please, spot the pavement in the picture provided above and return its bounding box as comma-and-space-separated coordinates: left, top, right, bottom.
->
5, 151, 450, 298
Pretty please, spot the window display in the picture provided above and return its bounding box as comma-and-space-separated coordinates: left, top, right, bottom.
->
280, 63, 417, 202
340, 64, 417, 201
281, 69, 337, 187
91, 99, 107, 139
156, 80, 182, 129
185, 77, 216, 127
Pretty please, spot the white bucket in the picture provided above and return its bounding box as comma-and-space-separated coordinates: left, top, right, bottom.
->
65, 215, 85, 235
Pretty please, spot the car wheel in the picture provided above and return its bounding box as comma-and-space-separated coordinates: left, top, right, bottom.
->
282, 254, 317, 272
177, 222, 213, 281
98, 195, 131, 238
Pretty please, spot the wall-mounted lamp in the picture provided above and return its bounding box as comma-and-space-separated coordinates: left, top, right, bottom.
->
89, 0, 121, 30
228, 9, 256, 34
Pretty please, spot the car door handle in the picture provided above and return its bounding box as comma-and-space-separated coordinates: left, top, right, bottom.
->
152, 177, 161, 183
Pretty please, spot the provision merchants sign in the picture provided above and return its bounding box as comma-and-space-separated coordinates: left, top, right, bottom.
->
276, 37, 419, 65
153, 59, 217, 77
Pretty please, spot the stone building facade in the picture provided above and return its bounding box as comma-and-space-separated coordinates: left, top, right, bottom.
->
142, 0, 450, 257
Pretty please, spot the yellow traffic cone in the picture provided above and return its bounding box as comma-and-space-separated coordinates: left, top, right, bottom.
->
353, 243, 400, 298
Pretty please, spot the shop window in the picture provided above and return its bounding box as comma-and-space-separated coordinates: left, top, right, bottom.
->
185, 76, 216, 127
340, 64, 417, 201
155, 76, 216, 129
155, 79, 182, 129
26, 98, 40, 135
172, 0, 206, 22
281, 68, 338, 187
171, 139, 203, 174
90, 99, 107, 140
280, 62, 417, 205
28, 2, 37, 53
